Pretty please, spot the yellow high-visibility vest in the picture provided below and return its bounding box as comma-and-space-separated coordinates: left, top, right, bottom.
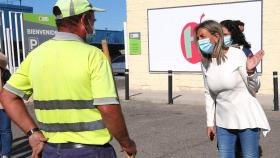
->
5, 32, 119, 145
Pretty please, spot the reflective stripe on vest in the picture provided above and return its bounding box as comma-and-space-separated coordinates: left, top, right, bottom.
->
38, 120, 106, 132
34, 100, 95, 110
34, 100, 105, 132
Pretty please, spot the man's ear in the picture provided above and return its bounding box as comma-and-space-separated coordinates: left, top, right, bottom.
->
80, 14, 86, 24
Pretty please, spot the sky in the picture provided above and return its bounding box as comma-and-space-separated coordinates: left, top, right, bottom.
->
1, 0, 127, 31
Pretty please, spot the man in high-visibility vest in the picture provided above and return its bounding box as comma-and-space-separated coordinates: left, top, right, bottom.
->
0, 0, 136, 158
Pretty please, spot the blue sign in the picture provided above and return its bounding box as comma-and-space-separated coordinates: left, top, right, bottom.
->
89, 29, 124, 45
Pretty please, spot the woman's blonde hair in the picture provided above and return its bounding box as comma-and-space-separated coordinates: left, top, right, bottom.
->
194, 20, 227, 65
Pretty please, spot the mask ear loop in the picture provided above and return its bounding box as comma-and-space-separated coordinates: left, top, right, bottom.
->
82, 13, 92, 34
83, 20, 90, 34
87, 19, 95, 35
83, 15, 97, 44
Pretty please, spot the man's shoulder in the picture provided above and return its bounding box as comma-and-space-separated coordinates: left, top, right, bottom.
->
56, 40, 102, 53
82, 43, 102, 52
29, 40, 53, 52
32, 40, 101, 52
24, 41, 49, 58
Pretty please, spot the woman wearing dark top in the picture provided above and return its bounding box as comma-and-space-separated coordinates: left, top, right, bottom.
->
220, 20, 262, 157
221, 20, 253, 57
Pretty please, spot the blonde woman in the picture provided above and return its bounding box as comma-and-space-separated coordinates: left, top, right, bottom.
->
194, 20, 270, 158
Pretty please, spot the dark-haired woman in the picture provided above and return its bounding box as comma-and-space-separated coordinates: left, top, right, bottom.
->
221, 20, 253, 57
221, 19, 263, 157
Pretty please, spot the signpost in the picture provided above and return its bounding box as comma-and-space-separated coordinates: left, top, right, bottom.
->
23, 13, 57, 53
129, 32, 141, 55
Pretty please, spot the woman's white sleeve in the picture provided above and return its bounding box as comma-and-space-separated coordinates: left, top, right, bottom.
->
238, 52, 261, 94
202, 66, 216, 127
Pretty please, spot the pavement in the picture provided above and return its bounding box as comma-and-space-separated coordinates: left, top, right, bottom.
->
9, 76, 280, 158
115, 76, 277, 110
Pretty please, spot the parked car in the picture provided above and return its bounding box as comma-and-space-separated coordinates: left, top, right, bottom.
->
112, 55, 125, 75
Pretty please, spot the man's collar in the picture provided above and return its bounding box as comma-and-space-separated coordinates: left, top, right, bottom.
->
52, 32, 84, 42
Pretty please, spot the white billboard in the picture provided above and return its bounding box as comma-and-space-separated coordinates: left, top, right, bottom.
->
148, 0, 262, 72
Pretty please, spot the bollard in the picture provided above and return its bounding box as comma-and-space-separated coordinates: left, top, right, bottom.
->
168, 70, 173, 104
273, 71, 279, 111
125, 69, 129, 100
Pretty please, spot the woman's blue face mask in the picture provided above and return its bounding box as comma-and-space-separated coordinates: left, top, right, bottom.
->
224, 35, 233, 47
198, 38, 215, 54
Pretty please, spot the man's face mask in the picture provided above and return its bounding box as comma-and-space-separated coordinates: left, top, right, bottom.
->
84, 18, 96, 44
198, 38, 215, 54
224, 35, 233, 47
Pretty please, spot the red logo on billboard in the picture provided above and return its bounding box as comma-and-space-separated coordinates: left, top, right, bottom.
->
180, 14, 205, 64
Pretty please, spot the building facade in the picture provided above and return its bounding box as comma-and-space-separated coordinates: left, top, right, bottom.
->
126, 0, 280, 94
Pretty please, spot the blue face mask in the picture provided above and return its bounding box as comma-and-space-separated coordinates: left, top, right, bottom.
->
198, 38, 214, 54
224, 35, 233, 47
85, 29, 96, 44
